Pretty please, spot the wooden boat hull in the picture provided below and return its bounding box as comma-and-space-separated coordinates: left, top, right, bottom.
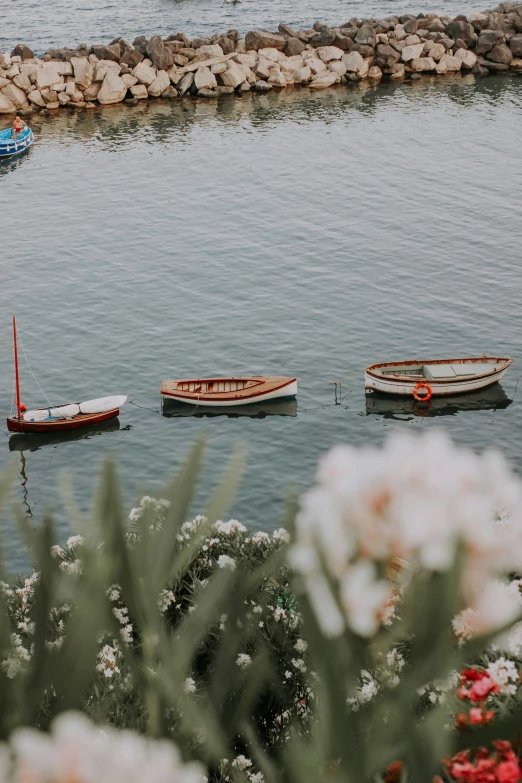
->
7, 408, 120, 433
161, 377, 297, 407
365, 357, 513, 397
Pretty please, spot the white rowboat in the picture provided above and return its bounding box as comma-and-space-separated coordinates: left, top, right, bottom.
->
365, 356, 513, 398
161, 376, 297, 407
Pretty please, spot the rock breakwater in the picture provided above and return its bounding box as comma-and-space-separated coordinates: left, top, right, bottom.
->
1, 5, 522, 115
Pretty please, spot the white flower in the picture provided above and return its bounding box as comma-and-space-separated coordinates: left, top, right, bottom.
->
236, 654, 252, 669
272, 528, 290, 544
294, 639, 308, 653
487, 657, 519, 695
1, 634, 31, 679
291, 658, 307, 673
158, 590, 175, 613
66, 535, 85, 550
60, 559, 82, 575
290, 432, 522, 638
184, 677, 197, 694
214, 520, 247, 536
217, 555, 236, 571
9, 711, 203, 783
285, 671, 293, 679
51, 545, 65, 559
251, 531, 270, 544
96, 644, 120, 678
232, 755, 253, 770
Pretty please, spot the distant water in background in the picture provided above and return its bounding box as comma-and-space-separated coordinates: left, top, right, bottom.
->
0, 0, 508, 54
1, 70, 521, 572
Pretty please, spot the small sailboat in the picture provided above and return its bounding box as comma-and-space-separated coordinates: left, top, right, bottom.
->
0, 125, 34, 159
161, 376, 297, 407
365, 356, 513, 399
6, 317, 128, 434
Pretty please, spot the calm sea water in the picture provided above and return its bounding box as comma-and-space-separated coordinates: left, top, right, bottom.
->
0, 0, 508, 54
1, 72, 521, 572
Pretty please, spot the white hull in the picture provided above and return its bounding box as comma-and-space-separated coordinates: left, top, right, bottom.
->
162, 380, 297, 407
365, 368, 508, 397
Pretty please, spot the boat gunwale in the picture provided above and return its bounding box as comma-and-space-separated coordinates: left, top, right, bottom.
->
366, 357, 513, 385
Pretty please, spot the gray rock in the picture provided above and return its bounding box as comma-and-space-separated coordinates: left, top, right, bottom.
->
510, 34, 522, 56
285, 37, 305, 56
120, 49, 144, 68
146, 36, 174, 70
349, 43, 375, 57
446, 20, 476, 47
254, 79, 273, 91
355, 24, 377, 47
487, 42, 513, 63
332, 33, 352, 50
476, 29, 505, 54
216, 85, 235, 94
404, 19, 418, 34
310, 30, 336, 46
161, 85, 178, 98
375, 43, 400, 68
11, 44, 34, 60
217, 37, 236, 54
427, 18, 446, 32
244, 30, 286, 51
133, 36, 149, 55
278, 23, 299, 37
197, 87, 217, 97
92, 44, 121, 62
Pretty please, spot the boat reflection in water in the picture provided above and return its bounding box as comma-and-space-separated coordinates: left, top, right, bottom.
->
9, 417, 123, 452
162, 397, 298, 419
365, 383, 512, 419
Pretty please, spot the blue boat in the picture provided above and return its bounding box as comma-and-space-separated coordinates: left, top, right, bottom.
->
0, 125, 34, 159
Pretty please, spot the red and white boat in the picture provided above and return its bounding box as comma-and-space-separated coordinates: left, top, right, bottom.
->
365, 356, 513, 399
7, 317, 128, 434
161, 376, 297, 407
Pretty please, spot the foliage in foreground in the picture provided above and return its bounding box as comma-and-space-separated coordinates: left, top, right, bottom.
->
1, 432, 522, 783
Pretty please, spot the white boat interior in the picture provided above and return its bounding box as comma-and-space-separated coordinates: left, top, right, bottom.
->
376, 362, 502, 380
174, 379, 260, 393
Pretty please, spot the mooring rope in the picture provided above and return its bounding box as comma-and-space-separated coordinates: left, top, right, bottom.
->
17, 333, 53, 407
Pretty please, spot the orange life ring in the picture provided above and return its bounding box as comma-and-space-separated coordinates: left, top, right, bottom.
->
412, 382, 432, 402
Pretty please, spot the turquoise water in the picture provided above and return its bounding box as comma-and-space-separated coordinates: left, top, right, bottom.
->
1, 74, 521, 571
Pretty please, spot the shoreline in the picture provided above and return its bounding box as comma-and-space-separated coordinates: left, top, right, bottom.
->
1, 7, 522, 115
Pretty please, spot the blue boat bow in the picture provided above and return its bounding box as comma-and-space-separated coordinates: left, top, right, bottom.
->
0, 125, 34, 158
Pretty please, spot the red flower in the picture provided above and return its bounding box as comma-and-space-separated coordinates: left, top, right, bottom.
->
461, 669, 483, 682
458, 686, 471, 701
469, 677, 499, 703
496, 759, 521, 783
450, 761, 476, 781
384, 761, 403, 783
456, 713, 468, 730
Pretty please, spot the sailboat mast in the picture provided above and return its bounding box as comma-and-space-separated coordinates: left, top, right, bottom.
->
13, 316, 21, 420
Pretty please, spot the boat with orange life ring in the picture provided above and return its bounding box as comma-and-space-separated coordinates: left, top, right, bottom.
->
365, 356, 513, 397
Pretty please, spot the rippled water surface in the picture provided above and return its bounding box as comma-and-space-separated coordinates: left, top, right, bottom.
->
1, 74, 521, 571
0, 0, 509, 54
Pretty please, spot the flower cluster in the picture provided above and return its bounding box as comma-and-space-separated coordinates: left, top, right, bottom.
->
290, 431, 522, 639
455, 668, 499, 727
0, 711, 203, 783
443, 742, 521, 783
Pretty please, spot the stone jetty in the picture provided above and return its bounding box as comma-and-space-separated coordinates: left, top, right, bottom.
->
1, 4, 522, 114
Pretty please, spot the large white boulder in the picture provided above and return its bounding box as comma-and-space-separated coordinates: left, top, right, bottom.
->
411, 57, 437, 71
401, 43, 425, 62
71, 56, 94, 89
342, 51, 365, 74
130, 84, 148, 99
195, 65, 217, 90
147, 69, 170, 96
1, 83, 29, 108
220, 60, 245, 88
267, 67, 286, 87
317, 45, 344, 62
94, 59, 121, 82
0, 92, 16, 113
309, 71, 339, 88
132, 59, 157, 86
36, 62, 63, 89
28, 89, 45, 106
198, 44, 224, 58
436, 54, 461, 72
97, 69, 127, 104
454, 48, 477, 68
